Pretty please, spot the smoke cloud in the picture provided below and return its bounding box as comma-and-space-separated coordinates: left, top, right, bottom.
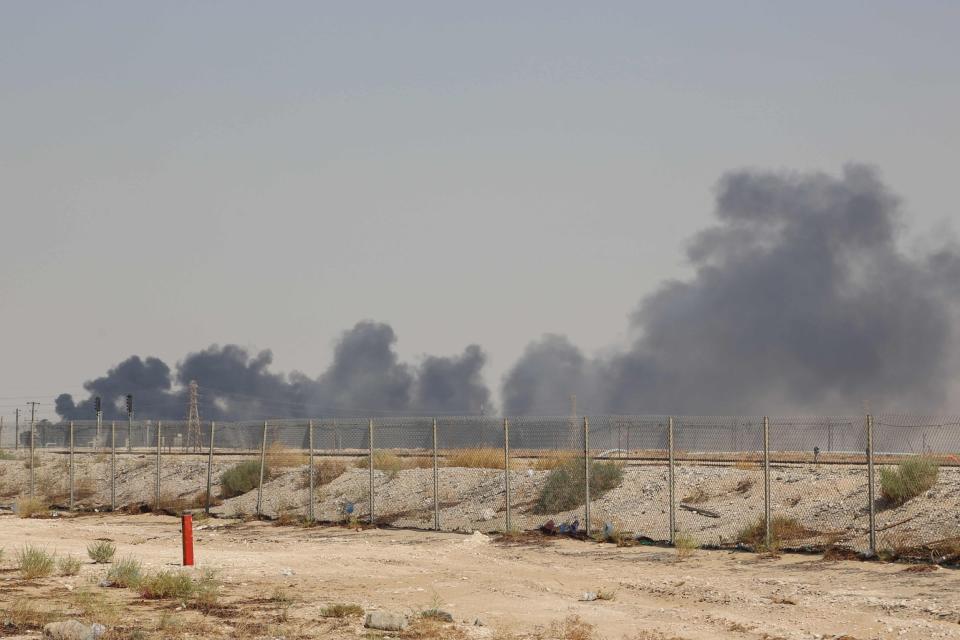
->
58, 166, 960, 419
56, 321, 492, 420
503, 165, 960, 415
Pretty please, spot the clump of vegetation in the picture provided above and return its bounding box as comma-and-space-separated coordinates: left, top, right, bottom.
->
16, 545, 56, 579
266, 441, 308, 469
352, 451, 435, 475
298, 458, 348, 489
1, 599, 58, 631
534, 458, 623, 514
533, 451, 573, 471
220, 460, 268, 498
674, 532, 698, 560
139, 570, 195, 600
193, 568, 221, 611
445, 448, 506, 469
737, 515, 811, 550
880, 457, 939, 506
537, 615, 599, 640
87, 540, 116, 564
106, 556, 142, 588
57, 554, 82, 576
320, 603, 364, 618
15, 496, 48, 519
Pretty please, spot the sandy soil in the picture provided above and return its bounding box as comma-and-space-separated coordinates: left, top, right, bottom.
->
0, 514, 958, 640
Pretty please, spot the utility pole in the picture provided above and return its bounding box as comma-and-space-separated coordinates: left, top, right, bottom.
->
126, 394, 133, 452
15, 408, 19, 450
95, 396, 102, 450
27, 401, 39, 496
0, 416, 3, 449
186, 381, 201, 452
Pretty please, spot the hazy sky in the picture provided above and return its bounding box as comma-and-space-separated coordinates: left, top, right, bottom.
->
2, 2, 959, 420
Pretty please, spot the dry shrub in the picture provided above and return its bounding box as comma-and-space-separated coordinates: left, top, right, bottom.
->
15, 496, 48, 518
533, 451, 574, 471
445, 448, 505, 469
400, 617, 468, 640
68, 588, 121, 626
534, 458, 623, 514
193, 568, 222, 612
139, 570, 195, 600
733, 460, 758, 470
1, 599, 58, 630
58, 554, 81, 576
354, 451, 417, 474
16, 545, 55, 579
880, 457, 939, 506
266, 442, 308, 469
106, 556, 142, 588
298, 458, 348, 489
822, 545, 859, 561
534, 615, 598, 640
87, 540, 116, 564
674, 531, 698, 560
320, 603, 364, 618
737, 515, 812, 549
930, 535, 960, 562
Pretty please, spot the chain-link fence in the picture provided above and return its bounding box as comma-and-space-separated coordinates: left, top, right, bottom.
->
2, 414, 958, 562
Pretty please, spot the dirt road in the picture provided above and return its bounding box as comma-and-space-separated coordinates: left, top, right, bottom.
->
0, 514, 957, 639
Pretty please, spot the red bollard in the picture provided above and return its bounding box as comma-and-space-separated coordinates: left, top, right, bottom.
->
181, 514, 194, 566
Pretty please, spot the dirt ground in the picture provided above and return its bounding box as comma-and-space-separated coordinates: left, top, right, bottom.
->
0, 514, 958, 640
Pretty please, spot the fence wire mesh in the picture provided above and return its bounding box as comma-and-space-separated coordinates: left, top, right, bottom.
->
2, 414, 958, 562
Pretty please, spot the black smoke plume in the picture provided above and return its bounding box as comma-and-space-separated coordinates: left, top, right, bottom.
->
503, 165, 960, 415
56, 321, 492, 420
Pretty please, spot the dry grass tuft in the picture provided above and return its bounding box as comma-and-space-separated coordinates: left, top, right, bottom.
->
16, 544, 55, 579
733, 460, 758, 470
15, 496, 48, 519
87, 540, 116, 564
445, 448, 506, 469
536, 615, 598, 640
400, 617, 469, 639
533, 451, 574, 471
0, 599, 58, 630
320, 603, 364, 618
298, 458, 348, 489
57, 554, 81, 576
138, 570, 196, 600
674, 531, 698, 560
266, 441, 308, 469
106, 556, 142, 588
737, 515, 812, 549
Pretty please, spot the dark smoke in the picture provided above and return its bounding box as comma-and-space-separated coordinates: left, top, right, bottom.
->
59, 166, 960, 419
503, 165, 960, 415
57, 321, 493, 420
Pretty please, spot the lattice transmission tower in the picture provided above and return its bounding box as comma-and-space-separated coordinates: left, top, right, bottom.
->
186, 380, 202, 452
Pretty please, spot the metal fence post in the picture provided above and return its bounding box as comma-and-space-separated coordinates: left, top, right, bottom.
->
368, 418, 375, 525
432, 418, 439, 531
763, 416, 771, 549
155, 421, 162, 511
256, 421, 267, 519
504, 418, 511, 532
69, 421, 75, 511
583, 416, 591, 538
668, 417, 675, 545
110, 421, 116, 511
205, 421, 215, 514
867, 413, 876, 556
308, 419, 315, 523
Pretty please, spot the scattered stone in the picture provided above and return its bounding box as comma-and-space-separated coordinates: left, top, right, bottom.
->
479, 508, 495, 521
43, 620, 99, 640
280, 568, 295, 576
473, 617, 487, 626
365, 611, 408, 631
422, 609, 453, 622
581, 592, 598, 601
